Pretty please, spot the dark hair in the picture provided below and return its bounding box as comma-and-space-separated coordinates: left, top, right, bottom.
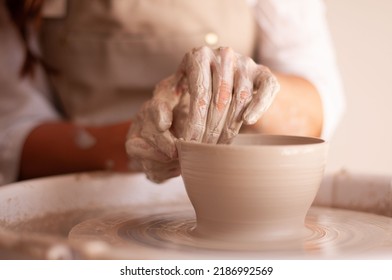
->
5, 0, 44, 77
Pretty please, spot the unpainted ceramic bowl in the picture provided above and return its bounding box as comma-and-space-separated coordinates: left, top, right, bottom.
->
176, 134, 328, 242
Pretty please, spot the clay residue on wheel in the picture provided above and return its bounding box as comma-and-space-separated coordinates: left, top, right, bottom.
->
6, 208, 107, 237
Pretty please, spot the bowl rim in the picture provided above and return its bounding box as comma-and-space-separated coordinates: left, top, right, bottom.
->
176, 134, 326, 151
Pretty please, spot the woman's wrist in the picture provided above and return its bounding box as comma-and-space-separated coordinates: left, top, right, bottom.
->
241, 73, 323, 137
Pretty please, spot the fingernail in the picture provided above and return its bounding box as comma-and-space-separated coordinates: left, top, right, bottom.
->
243, 111, 258, 125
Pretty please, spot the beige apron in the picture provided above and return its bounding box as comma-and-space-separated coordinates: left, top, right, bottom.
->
40, 0, 256, 125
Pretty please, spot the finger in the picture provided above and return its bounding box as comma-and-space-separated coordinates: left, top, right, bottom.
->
151, 75, 186, 132
142, 159, 180, 173
125, 137, 172, 162
142, 159, 181, 183
172, 91, 190, 138
180, 47, 213, 142
203, 47, 235, 143
218, 62, 253, 143
152, 101, 173, 132
140, 126, 178, 159
153, 74, 184, 104
243, 66, 280, 125
136, 100, 178, 158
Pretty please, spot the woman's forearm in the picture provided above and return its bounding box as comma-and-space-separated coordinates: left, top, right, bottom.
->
19, 121, 132, 180
242, 73, 323, 137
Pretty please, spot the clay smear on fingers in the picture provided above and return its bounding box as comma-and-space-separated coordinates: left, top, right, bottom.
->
182, 48, 213, 142
201, 48, 234, 143
218, 64, 253, 143
243, 66, 280, 125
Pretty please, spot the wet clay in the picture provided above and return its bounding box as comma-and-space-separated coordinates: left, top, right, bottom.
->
176, 134, 328, 242
74, 127, 96, 150
67, 205, 392, 259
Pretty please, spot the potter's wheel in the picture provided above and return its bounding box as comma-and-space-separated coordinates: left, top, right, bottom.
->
1, 172, 392, 259
68, 204, 392, 259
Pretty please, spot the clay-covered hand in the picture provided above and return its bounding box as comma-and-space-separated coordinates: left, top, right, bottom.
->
126, 46, 279, 183
180, 46, 280, 143
125, 74, 187, 183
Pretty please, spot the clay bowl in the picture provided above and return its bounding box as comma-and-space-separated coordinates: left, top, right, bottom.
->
176, 134, 328, 243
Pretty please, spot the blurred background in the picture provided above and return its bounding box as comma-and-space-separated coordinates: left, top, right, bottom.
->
324, 0, 392, 176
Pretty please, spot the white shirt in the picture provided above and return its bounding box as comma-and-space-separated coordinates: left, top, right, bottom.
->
0, 0, 345, 185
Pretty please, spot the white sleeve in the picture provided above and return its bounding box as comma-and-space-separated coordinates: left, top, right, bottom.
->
252, 0, 345, 139
0, 4, 60, 186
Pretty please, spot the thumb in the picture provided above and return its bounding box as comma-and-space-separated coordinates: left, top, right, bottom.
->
154, 101, 173, 132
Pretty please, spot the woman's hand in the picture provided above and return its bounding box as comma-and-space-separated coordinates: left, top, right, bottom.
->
126, 46, 279, 182
179, 46, 279, 143
125, 74, 185, 183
